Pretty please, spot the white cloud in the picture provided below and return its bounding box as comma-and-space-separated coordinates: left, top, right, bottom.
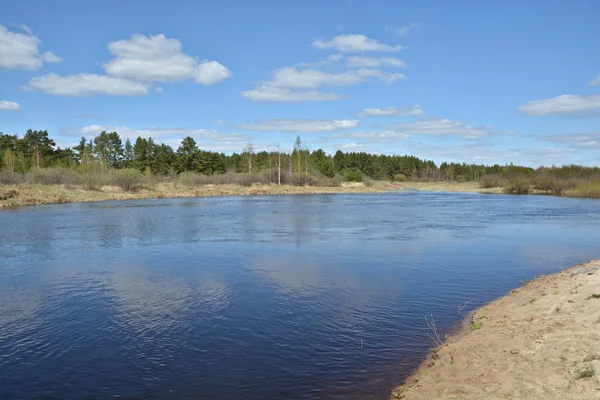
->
540, 132, 600, 148
240, 119, 359, 133
355, 68, 405, 83
26, 33, 231, 96
518, 95, 600, 116
194, 61, 232, 85
241, 86, 342, 102
0, 24, 61, 70
243, 34, 407, 102
385, 23, 417, 37
25, 73, 149, 96
312, 34, 404, 53
398, 143, 576, 167
330, 131, 411, 140
242, 66, 402, 102
0, 100, 20, 110
270, 67, 362, 88
72, 125, 250, 153
356, 105, 423, 117
383, 117, 491, 139
103, 34, 232, 85
104, 34, 196, 82
590, 75, 600, 86
344, 55, 406, 68
79, 125, 244, 141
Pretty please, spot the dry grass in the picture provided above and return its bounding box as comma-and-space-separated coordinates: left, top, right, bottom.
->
0, 181, 497, 207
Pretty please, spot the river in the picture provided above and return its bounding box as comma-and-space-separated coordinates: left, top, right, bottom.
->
1, 192, 600, 399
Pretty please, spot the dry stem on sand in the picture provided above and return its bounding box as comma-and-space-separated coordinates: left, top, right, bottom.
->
392, 260, 600, 400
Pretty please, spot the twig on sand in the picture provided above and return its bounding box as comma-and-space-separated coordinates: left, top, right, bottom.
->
425, 314, 444, 346
457, 298, 472, 317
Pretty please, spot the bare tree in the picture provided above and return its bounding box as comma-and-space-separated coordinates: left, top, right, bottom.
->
273, 144, 282, 185
245, 142, 254, 175
293, 135, 302, 174
268, 150, 272, 184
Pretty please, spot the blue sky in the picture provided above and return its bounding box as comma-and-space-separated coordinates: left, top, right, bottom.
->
1, 0, 599, 167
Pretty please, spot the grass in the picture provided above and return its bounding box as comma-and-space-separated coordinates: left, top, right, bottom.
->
529, 298, 537, 303
470, 321, 482, 332
0, 180, 496, 208
574, 365, 595, 380
586, 294, 600, 300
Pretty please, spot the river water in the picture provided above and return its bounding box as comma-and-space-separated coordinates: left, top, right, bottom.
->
1, 192, 600, 399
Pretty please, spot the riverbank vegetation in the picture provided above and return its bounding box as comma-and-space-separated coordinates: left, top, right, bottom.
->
1, 130, 599, 204
479, 165, 600, 198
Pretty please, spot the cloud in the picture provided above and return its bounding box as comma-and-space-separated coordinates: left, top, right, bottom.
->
0, 100, 20, 111
312, 34, 404, 53
78, 125, 246, 141
25, 73, 149, 96
26, 33, 231, 96
385, 23, 417, 37
240, 119, 359, 133
517, 95, 600, 116
270, 67, 363, 88
330, 131, 411, 140
356, 104, 423, 117
71, 125, 255, 153
103, 34, 231, 85
243, 34, 407, 102
344, 55, 406, 68
241, 87, 342, 102
0, 24, 61, 70
382, 117, 491, 139
194, 60, 232, 85
398, 143, 576, 167
590, 75, 600, 86
539, 132, 600, 148
242, 66, 403, 102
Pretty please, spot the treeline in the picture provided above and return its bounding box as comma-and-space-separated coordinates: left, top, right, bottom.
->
1, 129, 513, 182
1, 129, 600, 198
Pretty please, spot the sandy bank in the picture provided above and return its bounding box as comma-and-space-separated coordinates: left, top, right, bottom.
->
392, 260, 600, 400
0, 181, 500, 208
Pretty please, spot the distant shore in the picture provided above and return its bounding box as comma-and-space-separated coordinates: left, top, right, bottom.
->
0, 181, 501, 208
392, 260, 600, 400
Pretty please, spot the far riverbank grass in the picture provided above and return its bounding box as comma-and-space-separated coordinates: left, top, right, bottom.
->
0, 181, 501, 208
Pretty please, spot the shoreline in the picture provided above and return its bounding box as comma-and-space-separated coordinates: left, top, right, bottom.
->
392, 260, 600, 399
0, 181, 501, 208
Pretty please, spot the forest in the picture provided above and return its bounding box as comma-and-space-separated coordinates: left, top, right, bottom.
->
1, 129, 599, 198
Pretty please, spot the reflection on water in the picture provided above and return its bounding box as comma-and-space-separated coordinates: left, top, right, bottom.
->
1, 192, 600, 399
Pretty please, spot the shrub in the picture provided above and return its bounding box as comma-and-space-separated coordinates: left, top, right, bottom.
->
81, 174, 107, 191
178, 171, 196, 187
394, 173, 407, 182
25, 167, 79, 185
113, 168, 145, 192
312, 173, 342, 187
291, 172, 315, 186
0, 172, 23, 185
344, 168, 363, 182
362, 175, 375, 187
566, 181, 600, 198
504, 177, 530, 194
455, 175, 467, 183
480, 174, 500, 188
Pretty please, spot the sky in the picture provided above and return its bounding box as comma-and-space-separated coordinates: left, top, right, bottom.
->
1, 0, 599, 167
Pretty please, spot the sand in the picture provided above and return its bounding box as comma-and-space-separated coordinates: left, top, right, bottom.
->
392, 260, 600, 400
